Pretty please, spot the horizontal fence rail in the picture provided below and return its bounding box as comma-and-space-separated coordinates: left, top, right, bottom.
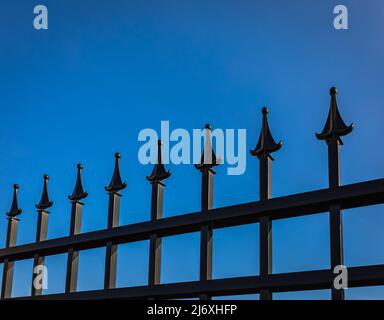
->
13, 265, 384, 300
0, 87, 383, 300
0, 179, 383, 264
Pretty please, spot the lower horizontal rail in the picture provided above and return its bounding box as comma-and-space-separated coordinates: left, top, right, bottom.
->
0, 179, 383, 263
12, 264, 384, 300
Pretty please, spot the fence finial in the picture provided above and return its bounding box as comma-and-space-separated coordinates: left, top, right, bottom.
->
36, 174, 53, 210
146, 140, 171, 182
250, 107, 282, 159
105, 152, 127, 193
195, 124, 220, 171
68, 163, 88, 201
316, 87, 354, 144
7, 184, 22, 219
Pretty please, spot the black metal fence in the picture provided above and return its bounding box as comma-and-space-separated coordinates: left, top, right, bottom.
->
1, 87, 384, 300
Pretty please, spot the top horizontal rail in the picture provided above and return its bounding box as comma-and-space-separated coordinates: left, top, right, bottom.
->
0, 178, 383, 263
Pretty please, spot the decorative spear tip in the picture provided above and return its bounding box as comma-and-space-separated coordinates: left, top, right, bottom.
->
146, 140, 171, 183
105, 152, 127, 193
195, 123, 220, 170
250, 107, 282, 158
204, 123, 212, 130
261, 106, 269, 114
250, 140, 283, 157
330, 87, 337, 95
7, 184, 22, 219
146, 168, 171, 182
316, 87, 354, 142
68, 163, 88, 201
36, 174, 53, 210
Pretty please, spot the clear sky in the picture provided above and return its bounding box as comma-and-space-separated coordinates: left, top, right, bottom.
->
1, 0, 384, 299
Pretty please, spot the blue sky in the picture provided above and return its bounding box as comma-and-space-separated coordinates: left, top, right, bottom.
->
1, 0, 384, 299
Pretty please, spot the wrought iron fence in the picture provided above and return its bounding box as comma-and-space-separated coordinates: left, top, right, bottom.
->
1, 87, 383, 300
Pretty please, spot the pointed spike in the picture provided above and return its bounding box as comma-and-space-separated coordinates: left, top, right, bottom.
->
146, 140, 171, 183
250, 107, 282, 159
68, 163, 88, 201
195, 124, 220, 170
316, 87, 354, 143
105, 152, 127, 193
7, 184, 22, 219
157, 140, 163, 166
36, 174, 53, 210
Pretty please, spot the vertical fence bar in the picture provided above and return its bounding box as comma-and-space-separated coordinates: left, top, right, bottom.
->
65, 202, 82, 293
1, 184, 22, 299
1, 219, 19, 299
147, 140, 170, 288
32, 175, 53, 296
104, 153, 126, 289
316, 87, 353, 300
251, 108, 282, 301
259, 155, 272, 300
65, 164, 88, 294
148, 181, 164, 286
196, 124, 218, 300
31, 211, 48, 296
328, 138, 344, 299
199, 168, 214, 300
104, 193, 120, 289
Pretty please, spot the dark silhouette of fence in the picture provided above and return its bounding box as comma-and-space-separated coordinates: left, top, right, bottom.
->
1, 87, 383, 300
